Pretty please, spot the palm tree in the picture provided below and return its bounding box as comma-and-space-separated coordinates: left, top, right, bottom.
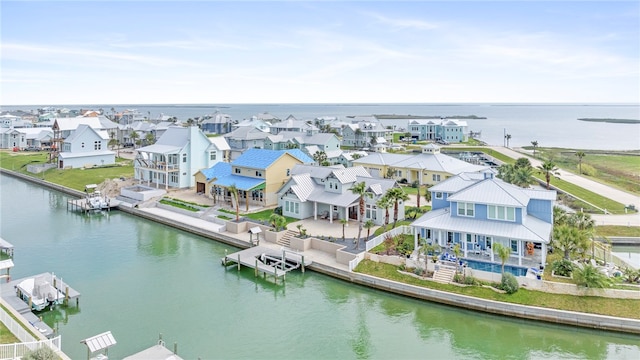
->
376, 195, 392, 231
387, 187, 409, 228
340, 218, 348, 241
145, 132, 155, 146
227, 184, 240, 221
497, 163, 515, 184
574, 264, 611, 288
514, 157, 532, 169
575, 151, 586, 174
553, 206, 568, 226
312, 150, 328, 166
363, 219, 375, 242
493, 243, 511, 274
553, 224, 588, 260
537, 159, 560, 190
505, 134, 512, 148
512, 166, 535, 188
269, 214, 286, 231
531, 141, 538, 157
350, 181, 370, 250
130, 131, 140, 149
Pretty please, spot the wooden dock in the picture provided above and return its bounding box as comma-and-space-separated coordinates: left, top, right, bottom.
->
67, 197, 120, 213
221, 246, 312, 283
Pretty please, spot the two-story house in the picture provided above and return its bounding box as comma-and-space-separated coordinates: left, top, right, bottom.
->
269, 115, 319, 135
58, 124, 115, 169
353, 144, 487, 184
134, 126, 229, 189
277, 164, 404, 225
411, 171, 556, 272
203, 148, 313, 210
342, 119, 393, 148
223, 126, 271, 160
201, 112, 233, 135
407, 118, 468, 143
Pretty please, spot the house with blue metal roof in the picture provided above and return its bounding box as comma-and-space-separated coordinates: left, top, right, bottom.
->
411, 171, 556, 275
200, 148, 313, 210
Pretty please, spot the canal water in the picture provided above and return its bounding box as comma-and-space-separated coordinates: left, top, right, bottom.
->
1, 174, 639, 359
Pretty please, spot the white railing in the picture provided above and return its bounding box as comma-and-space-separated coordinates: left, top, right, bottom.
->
0, 336, 62, 360
349, 252, 366, 272
0, 307, 37, 343
365, 225, 413, 252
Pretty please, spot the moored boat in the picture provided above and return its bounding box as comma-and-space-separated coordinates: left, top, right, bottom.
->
16, 273, 65, 311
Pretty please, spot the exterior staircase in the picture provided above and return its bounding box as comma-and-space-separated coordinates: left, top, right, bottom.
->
433, 266, 456, 283
277, 230, 297, 248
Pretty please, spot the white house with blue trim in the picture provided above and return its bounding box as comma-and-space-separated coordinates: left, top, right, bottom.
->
412, 171, 556, 272
407, 118, 468, 143
58, 124, 115, 169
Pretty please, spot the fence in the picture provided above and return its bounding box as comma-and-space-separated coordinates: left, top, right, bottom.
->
365, 226, 413, 252
348, 253, 366, 272
0, 307, 37, 343
0, 337, 62, 359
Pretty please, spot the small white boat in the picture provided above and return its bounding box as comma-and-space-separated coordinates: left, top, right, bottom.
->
16, 274, 65, 311
85, 184, 110, 210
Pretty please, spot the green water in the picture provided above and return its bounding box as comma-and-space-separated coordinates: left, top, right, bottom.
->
1, 174, 639, 359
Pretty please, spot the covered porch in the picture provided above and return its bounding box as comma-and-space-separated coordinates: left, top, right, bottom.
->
134, 145, 181, 189
211, 174, 266, 212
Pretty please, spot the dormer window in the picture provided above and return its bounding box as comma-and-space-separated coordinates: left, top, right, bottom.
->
457, 202, 474, 217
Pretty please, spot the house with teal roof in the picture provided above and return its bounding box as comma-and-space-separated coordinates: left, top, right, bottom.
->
411, 171, 556, 275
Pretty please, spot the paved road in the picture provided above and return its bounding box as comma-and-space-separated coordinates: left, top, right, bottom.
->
488, 146, 640, 226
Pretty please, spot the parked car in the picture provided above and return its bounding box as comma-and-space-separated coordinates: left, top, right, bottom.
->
26, 146, 41, 151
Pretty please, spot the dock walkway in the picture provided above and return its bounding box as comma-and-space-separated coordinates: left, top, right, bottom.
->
222, 246, 312, 282
67, 197, 120, 213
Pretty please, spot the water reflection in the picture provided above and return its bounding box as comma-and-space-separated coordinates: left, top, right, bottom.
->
135, 221, 180, 258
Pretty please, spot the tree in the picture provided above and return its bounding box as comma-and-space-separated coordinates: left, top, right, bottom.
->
269, 213, 286, 231
385, 167, 396, 179
493, 243, 511, 274
553, 224, 588, 260
228, 184, 240, 221
575, 151, 586, 174
130, 131, 140, 148
512, 166, 535, 188
553, 206, 569, 226
340, 218, 348, 241
497, 163, 515, 184
355, 128, 363, 147
145, 132, 155, 145
537, 159, 560, 190
505, 134, 512, 147
21, 346, 58, 360
386, 187, 409, 227
363, 219, 375, 242
350, 181, 371, 250
514, 157, 532, 169
376, 195, 392, 231
313, 150, 328, 166
531, 140, 538, 157
574, 264, 611, 288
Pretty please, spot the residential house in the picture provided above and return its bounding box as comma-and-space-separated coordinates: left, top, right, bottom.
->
342, 119, 393, 148
223, 126, 271, 159
201, 112, 233, 135
353, 144, 487, 185
134, 126, 229, 189
412, 171, 556, 272
201, 148, 313, 209
269, 115, 319, 135
0, 128, 25, 149
407, 118, 468, 143
263, 132, 340, 152
277, 164, 404, 225
58, 124, 115, 169
232, 117, 272, 132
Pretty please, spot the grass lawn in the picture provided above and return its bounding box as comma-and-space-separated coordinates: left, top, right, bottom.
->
0, 151, 133, 191
355, 260, 640, 319
595, 226, 640, 237
0, 323, 19, 344
244, 209, 299, 226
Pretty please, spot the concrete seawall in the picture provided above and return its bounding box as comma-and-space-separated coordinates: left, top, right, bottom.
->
2, 169, 639, 335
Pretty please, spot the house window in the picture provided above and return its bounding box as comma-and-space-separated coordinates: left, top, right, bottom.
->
435, 192, 443, 199
210, 152, 217, 161
295, 202, 299, 214
486, 237, 492, 249
182, 154, 187, 163
170, 173, 178, 183
255, 171, 262, 177
488, 205, 515, 221
457, 202, 474, 217
511, 240, 518, 253
432, 174, 441, 181
287, 169, 290, 176
81, 142, 85, 148
94, 141, 101, 150
285, 201, 290, 212
235, 168, 241, 174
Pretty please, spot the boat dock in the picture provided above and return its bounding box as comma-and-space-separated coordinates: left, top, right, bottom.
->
0, 272, 80, 339
67, 197, 120, 213
221, 246, 312, 283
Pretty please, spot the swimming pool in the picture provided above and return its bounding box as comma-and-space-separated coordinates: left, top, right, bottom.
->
464, 258, 528, 277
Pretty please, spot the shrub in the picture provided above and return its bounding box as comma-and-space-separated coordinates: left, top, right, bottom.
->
414, 267, 425, 276
500, 273, 519, 294
578, 163, 597, 176
22, 346, 58, 360
552, 259, 574, 277
273, 206, 283, 215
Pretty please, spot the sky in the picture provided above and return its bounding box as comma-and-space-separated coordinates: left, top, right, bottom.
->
1, 1, 638, 105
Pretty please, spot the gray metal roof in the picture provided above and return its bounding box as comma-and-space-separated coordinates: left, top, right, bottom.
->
412, 208, 552, 243
354, 152, 487, 174
81, 331, 117, 353
448, 178, 530, 207
137, 144, 182, 154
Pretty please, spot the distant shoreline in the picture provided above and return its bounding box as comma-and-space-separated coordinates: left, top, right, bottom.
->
578, 118, 640, 124
367, 114, 487, 119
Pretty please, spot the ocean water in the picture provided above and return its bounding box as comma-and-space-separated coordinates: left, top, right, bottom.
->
2, 103, 639, 150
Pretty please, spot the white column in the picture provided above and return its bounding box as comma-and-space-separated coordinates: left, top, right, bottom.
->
314, 201, 317, 220
541, 243, 547, 267
329, 206, 333, 224
463, 234, 468, 257
414, 228, 419, 252
518, 240, 523, 266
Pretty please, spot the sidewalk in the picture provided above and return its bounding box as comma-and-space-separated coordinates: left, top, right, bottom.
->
490, 146, 640, 226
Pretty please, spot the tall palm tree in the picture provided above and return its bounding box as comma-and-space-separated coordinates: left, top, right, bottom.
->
424, 186, 432, 204
493, 243, 511, 274
350, 181, 370, 250
340, 218, 348, 241
387, 187, 409, 227
413, 181, 421, 208
531, 140, 538, 157
537, 159, 560, 190
376, 195, 392, 231
505, 134, 512, 148
130, 131, 140, 149
575, 151, 586, 174
227, 184, 240, 221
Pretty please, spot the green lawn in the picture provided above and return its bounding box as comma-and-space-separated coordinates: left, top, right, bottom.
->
595, 226, 640, 237
0, 323, 19, 344
244, 209, 299, 226
355, 260, 640, 319
0, 151, 133, 191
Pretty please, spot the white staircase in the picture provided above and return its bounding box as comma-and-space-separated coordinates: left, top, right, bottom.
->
433, 266, 456, 283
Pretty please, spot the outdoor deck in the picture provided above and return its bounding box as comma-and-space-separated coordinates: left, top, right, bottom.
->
221, 246, 312, 282
67, 197, 120, 213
